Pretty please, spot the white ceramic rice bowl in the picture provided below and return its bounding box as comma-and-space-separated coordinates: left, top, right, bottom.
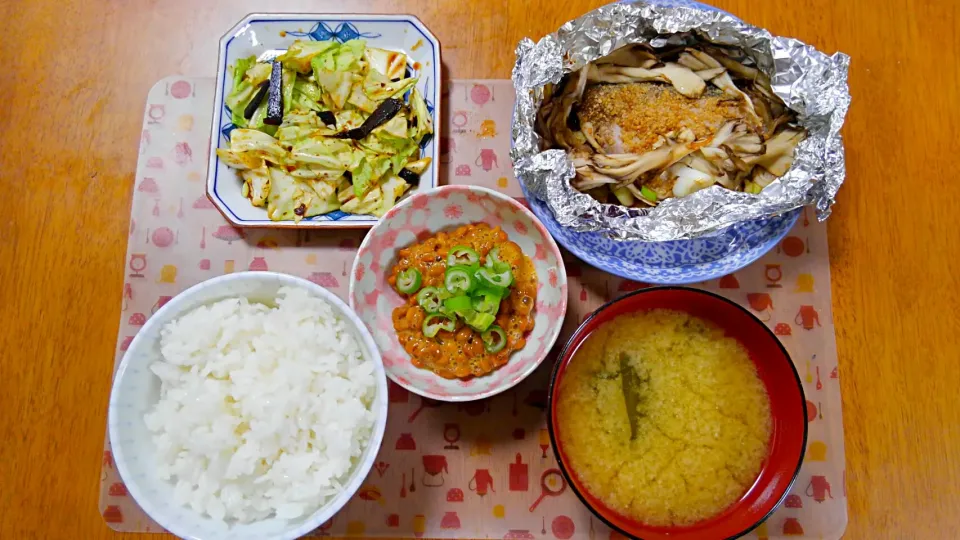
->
107, 272, 388, 540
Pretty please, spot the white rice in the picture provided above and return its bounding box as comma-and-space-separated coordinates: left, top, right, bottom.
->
143, 286, 376, 523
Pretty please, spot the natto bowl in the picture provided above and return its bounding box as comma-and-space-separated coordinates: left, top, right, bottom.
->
349, 185, 568, 402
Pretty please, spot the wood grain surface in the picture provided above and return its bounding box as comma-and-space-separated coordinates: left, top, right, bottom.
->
1, 0, 958, 538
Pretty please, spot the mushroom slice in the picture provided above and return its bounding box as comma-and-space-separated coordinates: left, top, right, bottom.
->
762, 111, 793, 140
629, 144, 699, 185
595, 44, 658, 68
587, 63, 706, 98
611, 185, 636, 206
752, 168, 779, 189
702, 46, 762, 81
594, 153, 645, 168
720, 144, 753, 172
595, 146, 675, 181
570, 154, 593, 169
581, 122, 603, 152
685, 48, 722, 70
573, 168, 619, 191
724, 131, 766, 155
684, 153, 722, 176
625, 183, 657, 206
677, 52, 710, 71
547, 67, 589, 150
655, 63, 707, 98
677, 127, 696, 143
748, 128, 805, 175
669, 163, 718, 197
694, 67, 727, 81
710, 71, 763, 127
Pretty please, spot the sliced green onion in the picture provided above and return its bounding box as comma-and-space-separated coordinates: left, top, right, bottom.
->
465, 311, 496, 332
481, 325, 507, 353
422, 313, 456, 338
444, 266, 475, 294
396, 268, 422, 294
475, 285, 507, 300
485, 246, 510, 272
416, 287, 443, 313
443, 295, 473, 315
640, 186, 658, 202
485, 246, 501, 267
447, 245, 480, 267
472, 293, 501, 315
476, 267, 513, 289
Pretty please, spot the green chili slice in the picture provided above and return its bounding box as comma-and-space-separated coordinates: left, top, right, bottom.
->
481, 325, 507, 353
396, 268, 422, 294
444, 266, 475, 294
416, 287, 443, 313
447, 245, 480, 267
476, 267, 513, 288
422, 313, 456, 338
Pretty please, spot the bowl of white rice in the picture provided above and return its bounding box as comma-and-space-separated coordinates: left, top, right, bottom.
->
108, 272, 388, 540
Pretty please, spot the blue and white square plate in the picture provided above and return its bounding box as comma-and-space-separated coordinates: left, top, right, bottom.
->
206, 14, 441, 229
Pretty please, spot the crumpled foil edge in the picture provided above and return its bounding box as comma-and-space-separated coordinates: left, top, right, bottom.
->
510, 0, 851, 241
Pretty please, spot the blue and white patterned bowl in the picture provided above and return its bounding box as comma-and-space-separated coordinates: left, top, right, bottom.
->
514, 0, 799, 284
519, 182, 800, 284
206, 14, 441, 229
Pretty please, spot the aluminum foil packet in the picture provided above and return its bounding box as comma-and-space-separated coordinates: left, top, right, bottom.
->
510, 0, 851, 241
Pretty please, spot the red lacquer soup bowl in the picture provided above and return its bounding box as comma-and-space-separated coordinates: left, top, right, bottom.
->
547, 287, 807, 540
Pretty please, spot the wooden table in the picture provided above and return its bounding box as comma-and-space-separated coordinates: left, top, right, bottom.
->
2, 0, 958, 538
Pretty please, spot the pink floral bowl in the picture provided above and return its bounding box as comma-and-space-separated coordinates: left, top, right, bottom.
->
349, 185, 568, 401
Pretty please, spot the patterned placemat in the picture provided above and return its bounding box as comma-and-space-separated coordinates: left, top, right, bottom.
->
99, 77, 847, 539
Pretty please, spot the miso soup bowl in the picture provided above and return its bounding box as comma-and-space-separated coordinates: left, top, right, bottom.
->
547, 287, 807, 540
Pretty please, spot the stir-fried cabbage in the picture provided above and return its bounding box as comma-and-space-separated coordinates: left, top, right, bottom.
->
220, 39, 433, 221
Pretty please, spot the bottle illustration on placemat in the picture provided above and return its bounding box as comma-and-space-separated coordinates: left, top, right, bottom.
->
509, 453, 529, 491
468, 469, 494, 496
807, 475, 833, 502
476, 148, 499, 171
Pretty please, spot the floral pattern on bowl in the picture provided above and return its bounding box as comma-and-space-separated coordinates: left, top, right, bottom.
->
206, 14, 440, 228
518, 182, 800, 284
349, 185, 568, 401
